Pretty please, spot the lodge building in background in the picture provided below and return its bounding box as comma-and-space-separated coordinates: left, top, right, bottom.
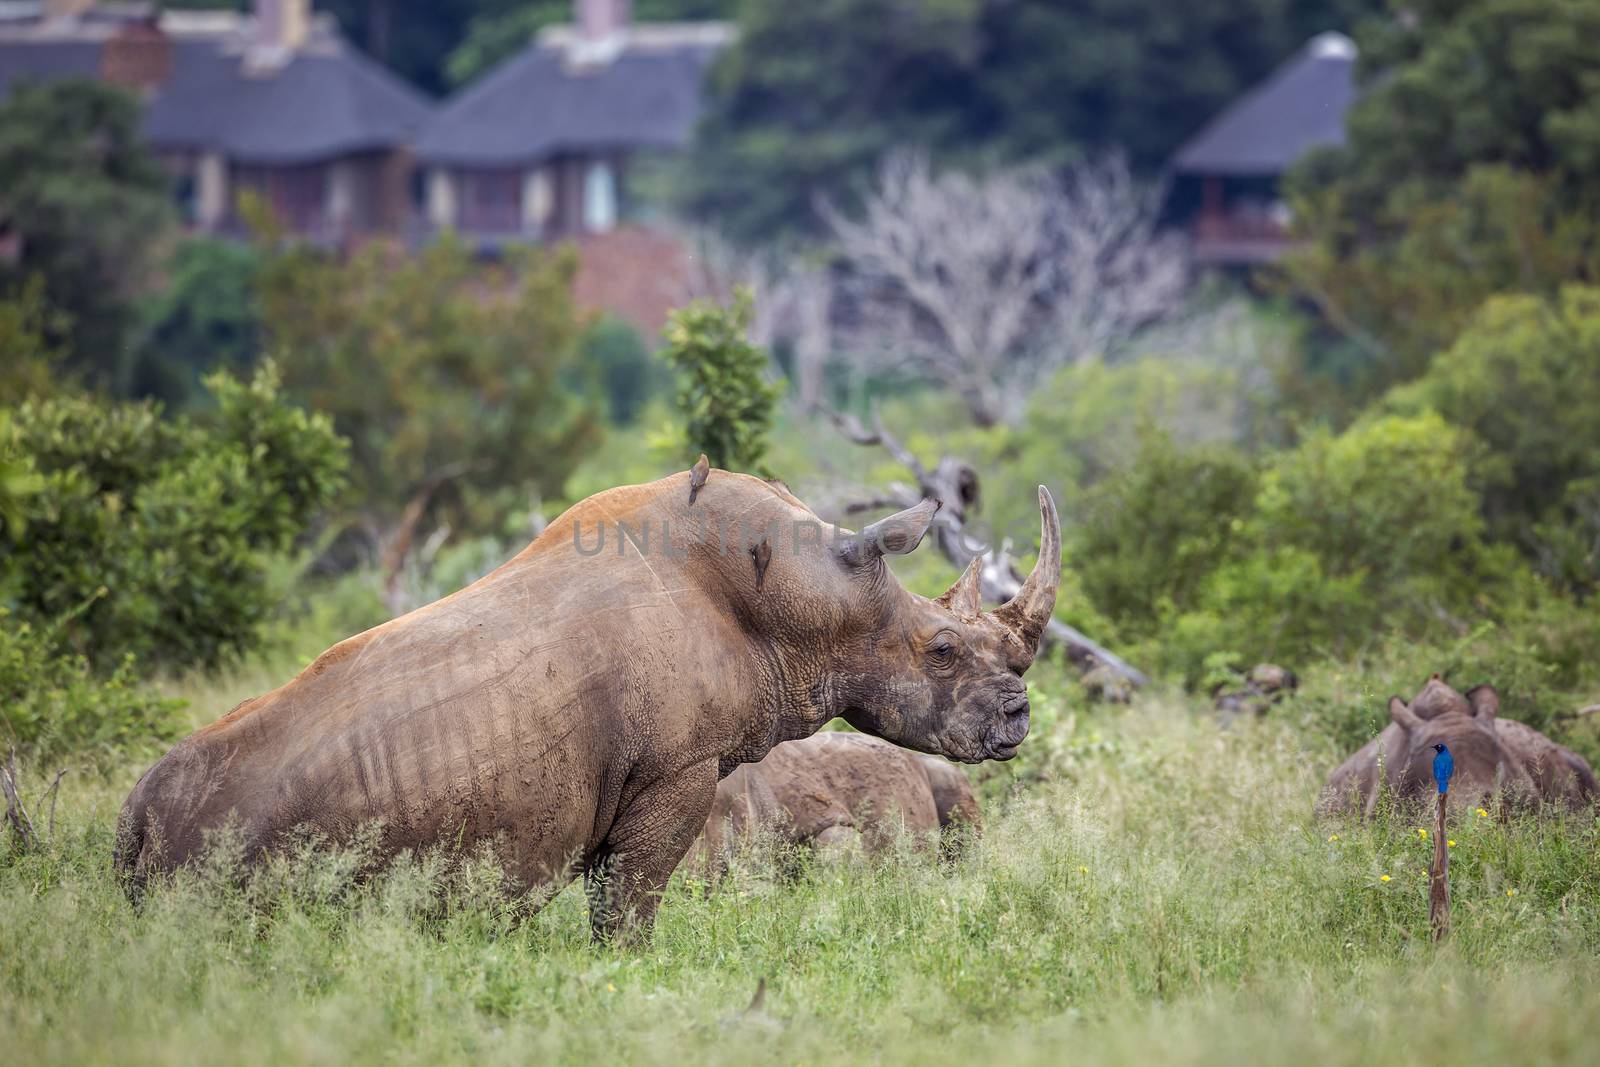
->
2, 1, 1360, 313
1166, 31, 1358, 267
416, 3, 731, 245
0, 0, 428, 244
0, 0, 730, 252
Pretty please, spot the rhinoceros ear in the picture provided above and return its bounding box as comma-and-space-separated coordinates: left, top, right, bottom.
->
935, 557, 984, 618
1389, 696, 1421, 731
838, 498, 940, 567
1466, 684, 1499, 721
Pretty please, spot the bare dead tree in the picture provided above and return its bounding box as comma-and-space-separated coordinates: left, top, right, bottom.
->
821, 153, 1188, 427
820, 406, 1148, 688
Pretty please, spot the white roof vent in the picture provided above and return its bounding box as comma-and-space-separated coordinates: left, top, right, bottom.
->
1309, 31, 1356, 61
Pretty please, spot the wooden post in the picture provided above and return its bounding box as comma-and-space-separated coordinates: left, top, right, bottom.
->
1429, 789, 1450, 941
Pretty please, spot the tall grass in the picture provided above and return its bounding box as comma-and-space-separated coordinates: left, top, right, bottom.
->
2, 667, 1597, 1065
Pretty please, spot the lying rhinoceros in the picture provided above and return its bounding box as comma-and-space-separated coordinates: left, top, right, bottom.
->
1317, 674, 1598, 817
689, 731, 981, 876
116, 462, 1058, 940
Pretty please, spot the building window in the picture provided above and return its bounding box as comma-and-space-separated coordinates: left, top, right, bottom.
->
458, 169, 523, 233
583, 160, 616, 233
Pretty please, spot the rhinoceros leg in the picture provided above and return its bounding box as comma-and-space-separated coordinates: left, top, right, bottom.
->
584, 759, 718, 944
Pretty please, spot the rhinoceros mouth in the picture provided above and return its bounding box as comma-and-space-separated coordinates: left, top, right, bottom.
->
985, 694, 1031, 760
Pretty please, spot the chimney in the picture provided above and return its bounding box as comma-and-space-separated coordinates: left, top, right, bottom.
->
255, 0, 312, 53
576, 0, 631, 43
44, 0, 96, 18
101, 19, 174, 95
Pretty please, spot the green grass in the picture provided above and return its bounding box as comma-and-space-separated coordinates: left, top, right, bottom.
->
3, 663, 1598, 1065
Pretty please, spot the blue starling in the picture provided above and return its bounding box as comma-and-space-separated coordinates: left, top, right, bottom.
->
1432, 743, 1454, 795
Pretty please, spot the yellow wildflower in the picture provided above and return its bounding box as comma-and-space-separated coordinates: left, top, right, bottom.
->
1328, 834, 1340, 842
1380, 875, 1392, 883
607, 982, 617, 992
1506, 888, 1517, 898
1447, 839, 1456, 848
1079, 866, 1088, 874
1476, 808, 1489, 818
1416, 828, 1428, 840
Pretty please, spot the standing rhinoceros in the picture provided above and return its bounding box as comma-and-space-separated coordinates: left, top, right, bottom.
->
1317, 675, 1598, 817
689, 731, 982, 876
115, 463, 1058, 939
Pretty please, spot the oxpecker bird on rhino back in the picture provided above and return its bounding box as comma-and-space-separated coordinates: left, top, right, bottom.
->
115, 463, 1061, 940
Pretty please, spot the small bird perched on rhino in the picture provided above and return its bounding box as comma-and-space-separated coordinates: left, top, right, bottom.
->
115, 462, 1061, 941
1318, 674, 1597, 817
687, 731, 981, 878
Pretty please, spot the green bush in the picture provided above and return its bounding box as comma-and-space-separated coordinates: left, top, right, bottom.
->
658, 287, 783, 473
1389, 286, 1600, 554
130, 237, 263, 407
3, 364, 346, 675
1094, 413, 1527, 686
581, 314, 661, 425
256, 226, 600, 541
0, 605, 182, 756
1252, 411, 1493, 600
1069, 432, 1258, 640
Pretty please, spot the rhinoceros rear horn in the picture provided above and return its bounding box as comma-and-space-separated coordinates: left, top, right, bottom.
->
991, 486, 1061, 664
838, 498, 940, 567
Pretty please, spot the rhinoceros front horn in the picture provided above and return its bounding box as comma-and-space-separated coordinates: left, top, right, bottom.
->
991, 486, 1061, 664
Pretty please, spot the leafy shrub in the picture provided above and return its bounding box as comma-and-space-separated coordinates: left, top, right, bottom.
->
0, 605, 183, 756
1389, 286, 1600, 554
581, 314, 661, 425
1069, 432, 1258, 639
255, 225, 600, 542
1101, 413, 1524, 686
0, 277, 66, 405
3, 364, 346, 674
1252, 411, 1493, 601
130, 237, 263, 407
658, 287, 783, 473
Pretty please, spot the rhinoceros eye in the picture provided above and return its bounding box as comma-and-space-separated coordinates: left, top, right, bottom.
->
926, 631, 959, 670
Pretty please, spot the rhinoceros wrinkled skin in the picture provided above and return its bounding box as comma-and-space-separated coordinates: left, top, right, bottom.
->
115, 465, 1058, 939
1317, 674, 1598, 817
689, 731, 982, 876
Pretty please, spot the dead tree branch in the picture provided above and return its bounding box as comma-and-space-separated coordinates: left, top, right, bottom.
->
2, 746, 38, 851
819, 406, 1148, 687
822, 152, 1188, 426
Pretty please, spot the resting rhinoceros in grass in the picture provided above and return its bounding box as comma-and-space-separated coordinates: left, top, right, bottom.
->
689, 731, 981, 877
116, 463, 1058, 940
1317, 675, 1598, 817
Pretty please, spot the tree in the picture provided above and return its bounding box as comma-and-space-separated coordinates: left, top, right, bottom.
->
254, 224, 602, 563
0, 279, 66, 406
657, 288, 782, 473
1389, 286, 1600, 550
1284, 0, 1600, 391
0, 80, 174, 385
130, 237, 264, 408
975, 0, 1384, 170
823, 153, 1187, 426
681, 0, 986, 245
